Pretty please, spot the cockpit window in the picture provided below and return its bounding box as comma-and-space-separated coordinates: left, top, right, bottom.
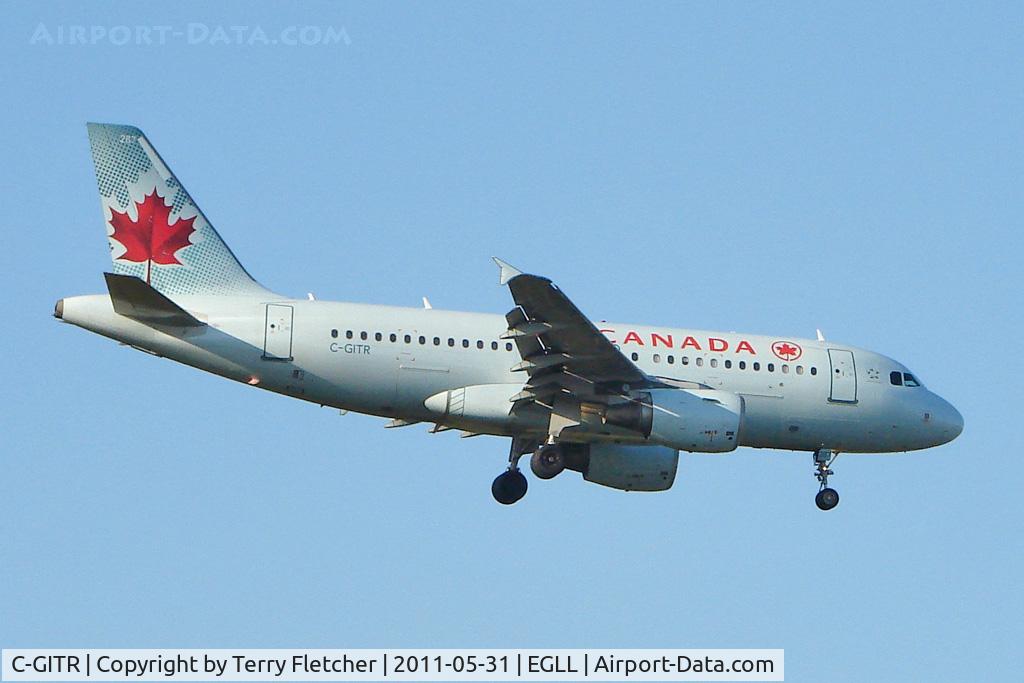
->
892, 370, 921, 387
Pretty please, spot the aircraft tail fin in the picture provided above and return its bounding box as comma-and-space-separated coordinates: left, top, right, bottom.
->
87, 123, 269, 296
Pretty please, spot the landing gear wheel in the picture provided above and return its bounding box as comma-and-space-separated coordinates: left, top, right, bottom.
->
812, 449, 840, 511
815, 487, 840, 511
530, 444, 566, 480
491, 469, 528, 505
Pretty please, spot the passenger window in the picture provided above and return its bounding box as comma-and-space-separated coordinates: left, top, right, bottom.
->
477, 340, 484, 349
462, 339, 470, 348
753, 362, 760, 371
890, 371, 903, 386
448, 338, 455, 347
433, 337, 441, 346
389, 333, 397, 342
506, 342, 514, 351
491, 341, 499, 350
375, 332, 382, 341
346, 330, 354, 339
682, 356, 689, 365
796, 365, 804, 375
739, 361, 746, 370
360, 331, 368, 341
725, 360, 732, 369
331, 329, 338, 338
810, 367, 817, 375
710, 358, 718, 368
653, 353, 661, 363
696, 358, 704, 367
404, 334, 411, 344
782, 364, 789, 374
767, 363, 775, 372
418, 335, 426, 345
667, 355, 675, 365
903, 373, 920, 387
630, 352, 639, 361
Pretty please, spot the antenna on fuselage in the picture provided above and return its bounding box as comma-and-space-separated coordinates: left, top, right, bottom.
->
422, 297, 433, 309
816, 329, 826, 341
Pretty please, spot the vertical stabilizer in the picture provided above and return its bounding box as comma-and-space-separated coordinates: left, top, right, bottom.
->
87, 123, 270, 296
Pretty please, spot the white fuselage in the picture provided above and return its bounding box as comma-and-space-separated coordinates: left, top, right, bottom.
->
56, 293, 963, 454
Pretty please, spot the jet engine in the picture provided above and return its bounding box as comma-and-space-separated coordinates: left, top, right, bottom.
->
557, 442, 678, 491
603, 388, 743, 453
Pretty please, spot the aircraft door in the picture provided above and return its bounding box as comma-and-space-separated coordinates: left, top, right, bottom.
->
828, 349, 857, 403
263, 304, 294, 360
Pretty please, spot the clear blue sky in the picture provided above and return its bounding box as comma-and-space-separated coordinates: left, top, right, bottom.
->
1, 2, 1020, 680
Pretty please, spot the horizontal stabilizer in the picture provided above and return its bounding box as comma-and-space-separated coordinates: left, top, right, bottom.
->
104, 272, 204, 327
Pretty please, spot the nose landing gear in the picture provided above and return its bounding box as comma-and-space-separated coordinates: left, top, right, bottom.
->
814, 449, 840, 511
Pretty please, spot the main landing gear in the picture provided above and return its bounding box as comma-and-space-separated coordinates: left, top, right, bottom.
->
492, 439, 570, 505
491, 469, 528, 505
530, 443, 566, 480
491, 437, 534, 505
813, 449, 840, 511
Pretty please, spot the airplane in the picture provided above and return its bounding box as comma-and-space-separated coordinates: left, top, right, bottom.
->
55, 123, 964, 510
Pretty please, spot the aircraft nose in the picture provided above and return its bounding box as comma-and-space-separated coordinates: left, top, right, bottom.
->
928, 395, 963, 445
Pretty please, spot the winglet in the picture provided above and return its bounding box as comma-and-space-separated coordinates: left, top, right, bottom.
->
492, 257, 522, 285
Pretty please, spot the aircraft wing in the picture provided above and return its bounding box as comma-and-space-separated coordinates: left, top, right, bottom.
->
494, 258, 651, 407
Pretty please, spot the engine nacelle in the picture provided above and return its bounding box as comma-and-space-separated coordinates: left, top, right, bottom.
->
604, 388, 743, 453
569, 443, 678, 492
423, 383, 520, 422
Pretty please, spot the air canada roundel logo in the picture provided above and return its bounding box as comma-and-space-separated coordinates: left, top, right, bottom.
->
771, 340, 802, 361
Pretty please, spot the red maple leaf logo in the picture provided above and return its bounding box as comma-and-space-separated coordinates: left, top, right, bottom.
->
109, 191, 195, 284
772, 341, 802, 361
